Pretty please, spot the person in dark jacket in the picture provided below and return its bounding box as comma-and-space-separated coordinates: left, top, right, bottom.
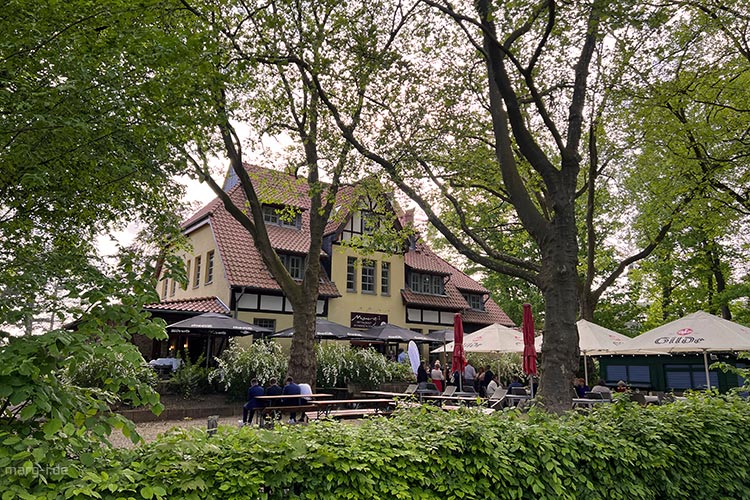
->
417, 361, 430, 386
242, 379, 265, 425
282, 376, 302, 423
266, 378, 283, 396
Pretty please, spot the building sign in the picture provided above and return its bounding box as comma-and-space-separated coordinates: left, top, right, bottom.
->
350, 312, 388, 329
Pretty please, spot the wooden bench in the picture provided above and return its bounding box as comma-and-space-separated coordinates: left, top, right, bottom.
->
307, 398, 396, 421
260, 404, 318, 424
305, 407, 393, 421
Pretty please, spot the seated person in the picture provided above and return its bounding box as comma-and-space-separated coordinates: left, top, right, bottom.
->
574, 378, 590, 398
242, 378, 265, 425
486, 375, 501, 398
507, 377, 525, 394
590, 379, 612, 399
299, 382, 313, 402
282, 376, 302, 423
615, 380, 629, 393
266, 378, 283, 396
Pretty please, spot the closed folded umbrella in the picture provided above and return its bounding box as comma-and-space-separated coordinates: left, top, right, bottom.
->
522, 304, 538, 397
451, 314, 467, 391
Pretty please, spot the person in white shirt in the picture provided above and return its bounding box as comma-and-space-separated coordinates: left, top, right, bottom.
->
430, 361, 445, 392
463, 362, 476, 387
298, 382, 313, 402
485, 375, 500, 398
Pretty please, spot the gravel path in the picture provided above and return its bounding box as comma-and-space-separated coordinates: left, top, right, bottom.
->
109, 415, 243, 449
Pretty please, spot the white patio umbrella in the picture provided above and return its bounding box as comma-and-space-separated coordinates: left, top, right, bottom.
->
609, 311, 750, 389
432, 323, 535, 354
576, 320, 631, 383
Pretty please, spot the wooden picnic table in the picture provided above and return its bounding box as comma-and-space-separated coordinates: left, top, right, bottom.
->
504, 394, 532, 407
572, 398, 611, 409
360, 390, 412, 398
421, 395, 483, 407
255, 393, 332, 401
254, 394, 332, 425
312, 398, 395, 420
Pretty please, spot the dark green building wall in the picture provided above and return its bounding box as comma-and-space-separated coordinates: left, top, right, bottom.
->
598, 354, 747, 393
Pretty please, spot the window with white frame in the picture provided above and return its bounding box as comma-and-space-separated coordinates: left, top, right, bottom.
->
362, 259, 376, 293
193, 256, 202, 287
262, 205, 301, 229
409, 272, 445, 295
462, 293, 484, 310
253, 318, 276, 332
280, 254, 304, 280
346, 257, 357, 291
381, 261, 390, 295
205, 250, 215, 284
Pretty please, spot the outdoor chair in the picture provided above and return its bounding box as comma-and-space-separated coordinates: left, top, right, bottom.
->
442, 386, 456, 397
404, 384, 418, 395
629, 392, 647, 406
511, 387, 528, 396
585, 391, 601, 399
488, 389, 508, 410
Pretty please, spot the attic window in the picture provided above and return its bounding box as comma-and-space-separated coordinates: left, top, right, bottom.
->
262, 205, 301, 229
462, 293, 485, 310
409, 272, 445, 296
280, 254, 304, 280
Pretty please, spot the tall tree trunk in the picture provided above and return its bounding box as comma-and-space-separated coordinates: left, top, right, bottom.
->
707, 242, 731, 320
537, 200, 581, 412
288, 294, 318, 388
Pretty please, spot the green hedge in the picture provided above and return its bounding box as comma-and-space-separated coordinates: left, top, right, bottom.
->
5, 393, 750, 499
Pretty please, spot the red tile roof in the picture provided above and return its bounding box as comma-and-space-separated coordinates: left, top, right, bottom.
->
145, 296, 230, 314
463, 300, 515, 326
406, 243, 489, 294
179, 164, 514, 325
182, 165, 349, 297
402, 243, 515, 327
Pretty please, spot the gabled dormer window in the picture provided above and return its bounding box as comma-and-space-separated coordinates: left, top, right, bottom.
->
462, 293, 485, 310
280, 254, 304, 280
262, 205, 301, 229
409, 272, 445, 295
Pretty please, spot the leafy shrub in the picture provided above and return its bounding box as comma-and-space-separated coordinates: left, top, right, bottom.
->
468, 352, 525, 383
0, 254, 166, 499
316, 343, 405, 389
167, 354, 210, 399
386, 359, 417, 383
68, 350, 159, 396
14, 393, 750, 499
209, 339, 288, 400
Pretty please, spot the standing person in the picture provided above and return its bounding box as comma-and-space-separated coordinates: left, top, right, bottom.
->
242, 378, 265, 425
463, 361, 476, 389
431, 361, 444, 392
417, 360, 430, 386
282, 376, 302, 423
397, 348, 408, 364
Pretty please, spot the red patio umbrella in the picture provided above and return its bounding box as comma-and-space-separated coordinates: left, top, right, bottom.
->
451, 313, 467, 391
522, 303, 538, 397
